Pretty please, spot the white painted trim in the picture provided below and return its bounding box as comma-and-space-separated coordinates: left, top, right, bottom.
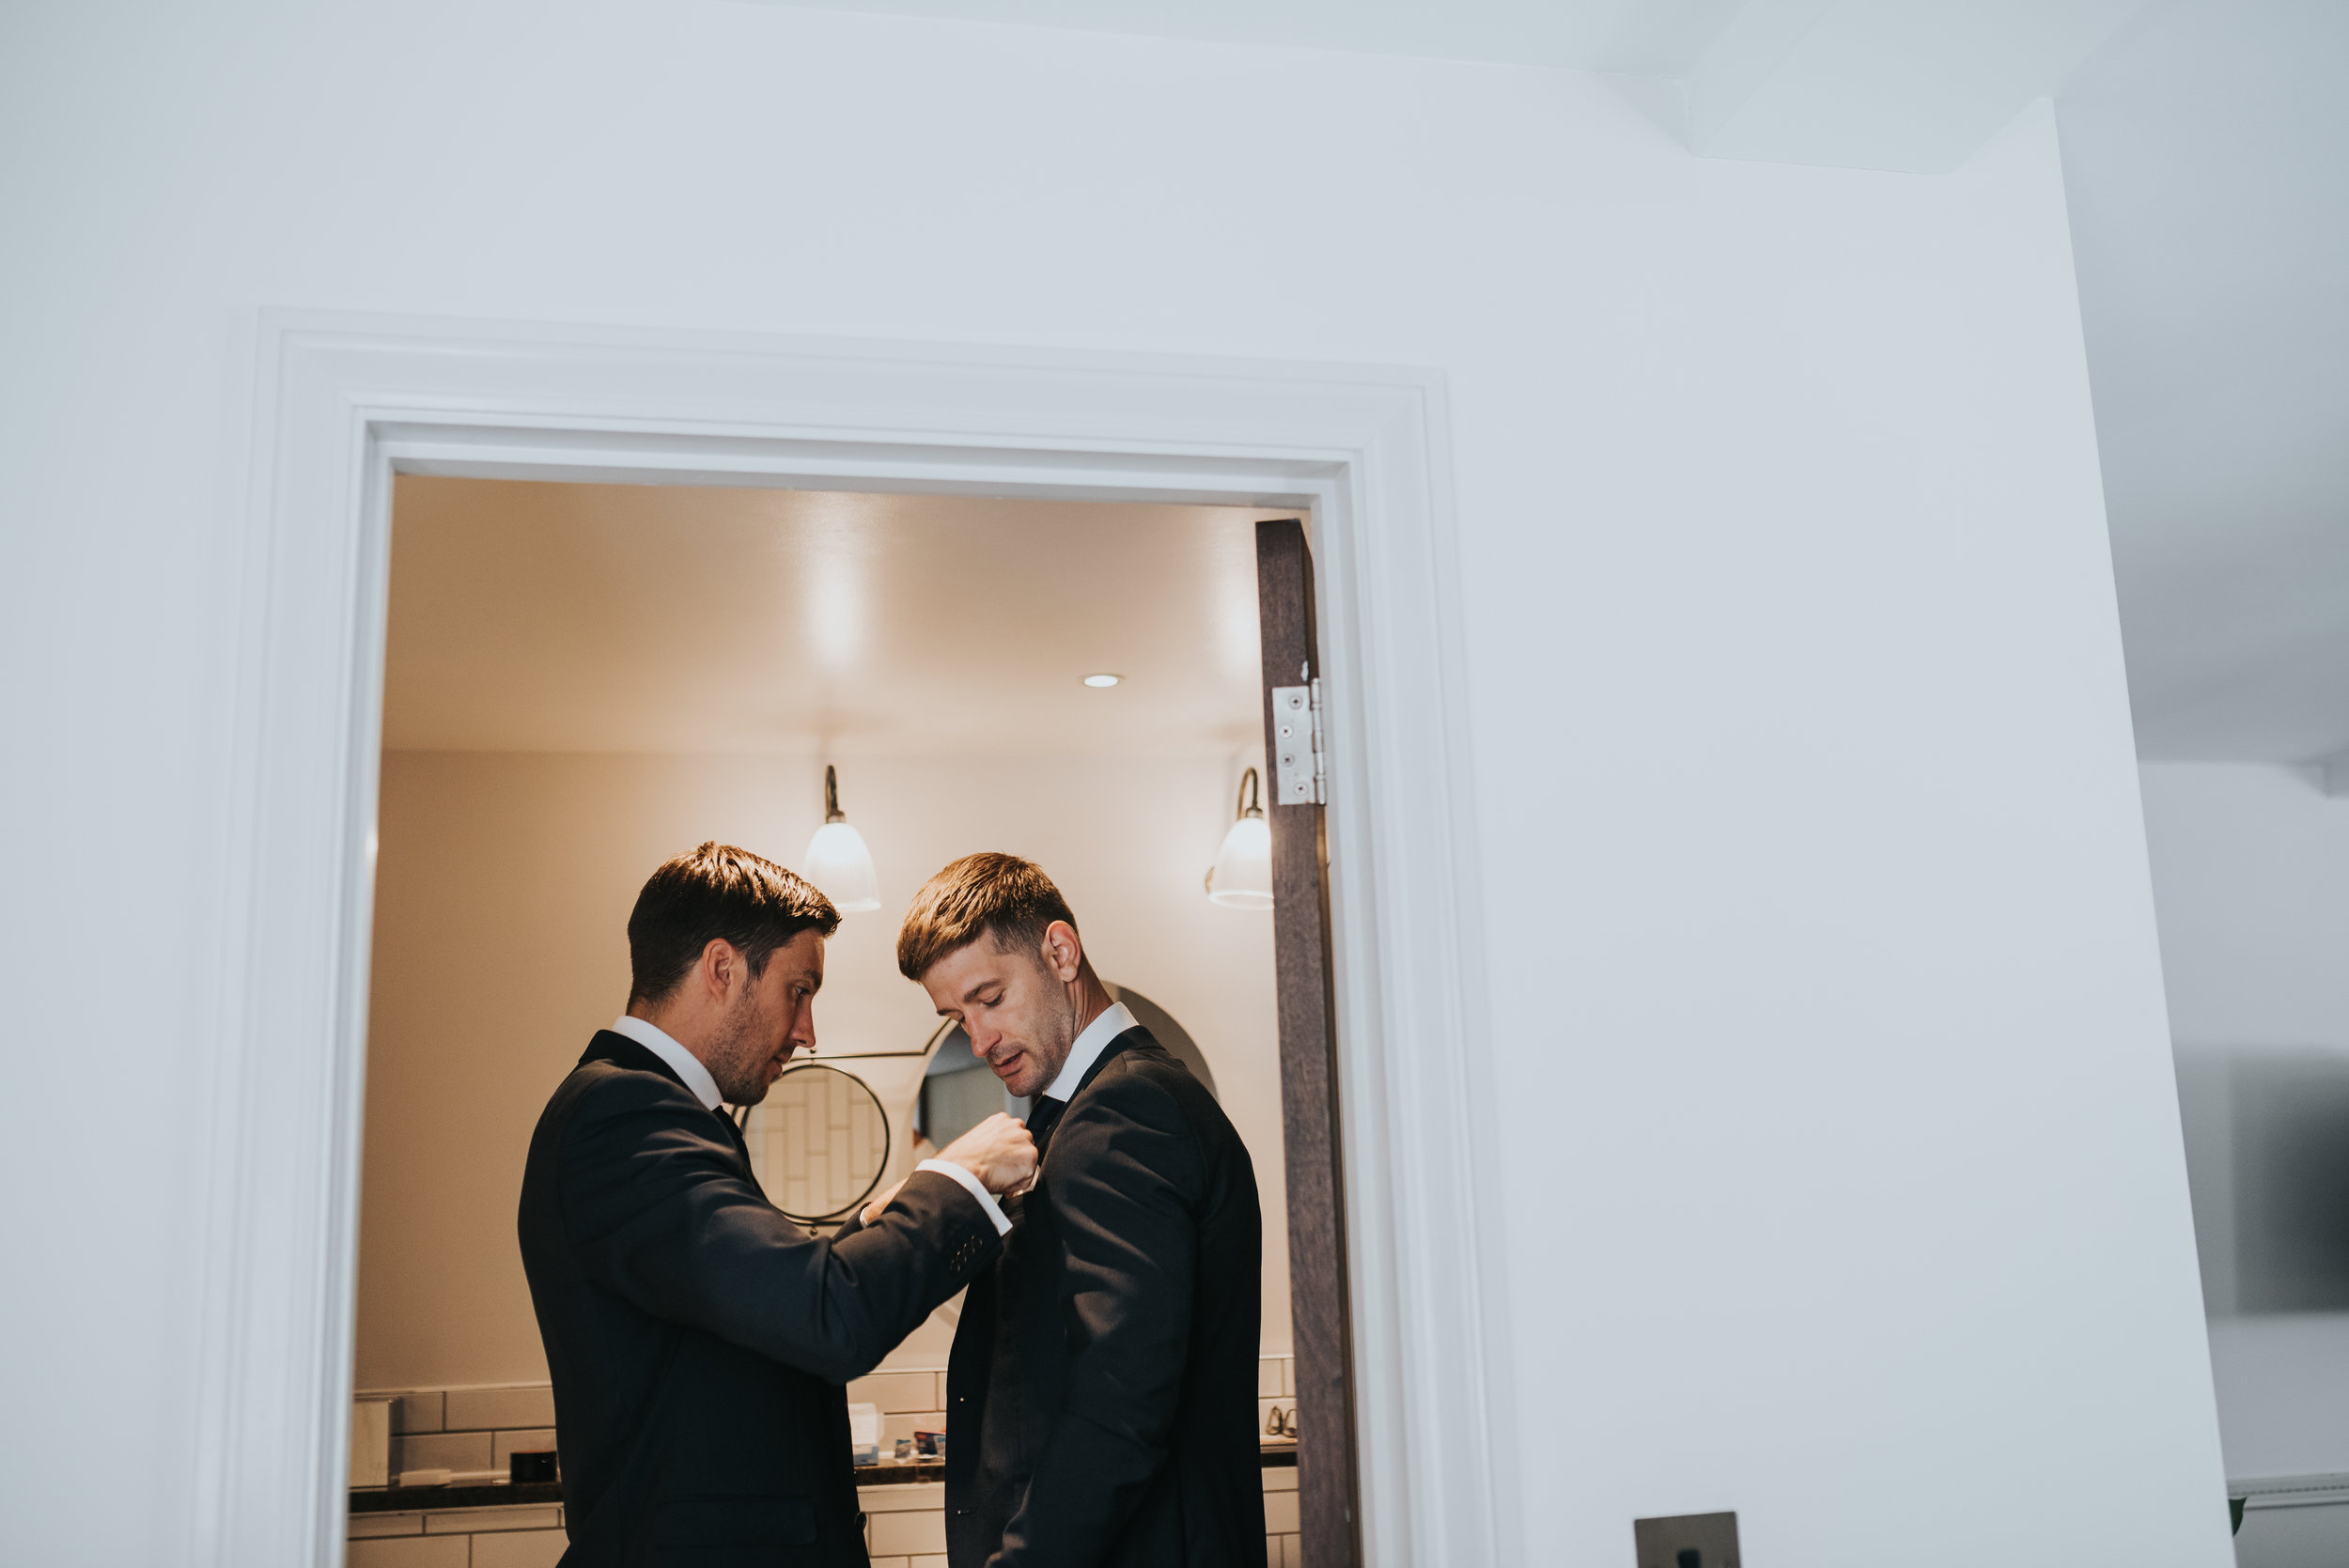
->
195, 312, 1506, 1567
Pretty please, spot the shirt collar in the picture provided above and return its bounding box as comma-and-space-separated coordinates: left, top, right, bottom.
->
1041, 1000, 1138, 1105
610, 1015, 723, 1111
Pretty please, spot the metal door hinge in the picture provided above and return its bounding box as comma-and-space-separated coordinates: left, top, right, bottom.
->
1271, 675, 1326, 805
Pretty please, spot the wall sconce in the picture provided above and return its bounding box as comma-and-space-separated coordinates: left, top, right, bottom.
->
802, 764, 881, 913
1206, 767, 1273, 909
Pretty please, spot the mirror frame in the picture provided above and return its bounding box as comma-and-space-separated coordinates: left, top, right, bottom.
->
755, 1062, 894, 1224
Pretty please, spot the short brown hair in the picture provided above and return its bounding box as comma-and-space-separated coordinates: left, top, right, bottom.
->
896, 852, 1080, 981
628, 842, 840, 1006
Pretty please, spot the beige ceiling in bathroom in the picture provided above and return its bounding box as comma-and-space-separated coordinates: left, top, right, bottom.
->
382, 476, 1291, 757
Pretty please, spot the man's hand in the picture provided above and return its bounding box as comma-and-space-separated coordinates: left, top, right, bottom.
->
938, 1112, 1038, 1194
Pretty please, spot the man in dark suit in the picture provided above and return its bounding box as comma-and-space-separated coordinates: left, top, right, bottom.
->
520, 842, 1037, 1567
894, 852, 1266, 1568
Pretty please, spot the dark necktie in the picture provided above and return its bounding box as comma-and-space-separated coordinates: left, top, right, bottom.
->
1029, 1095, 1067, 1160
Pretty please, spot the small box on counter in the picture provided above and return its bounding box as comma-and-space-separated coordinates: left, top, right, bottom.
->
848, 1402, 880, 1467
349, 1400, 392, 1489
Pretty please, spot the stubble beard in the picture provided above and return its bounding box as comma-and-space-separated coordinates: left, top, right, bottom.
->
705, 988, 780, 1107
1007, 986, 1081, 1099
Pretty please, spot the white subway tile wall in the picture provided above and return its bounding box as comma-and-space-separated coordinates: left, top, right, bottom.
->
850, 1370, 941, 1411
348, 1537, 468, 1568
1265, 1456, 1299, 1565
387, 1391, 445, 1435
423, 1506, 561, 1535
350, 1509, 567, 1564
347, 1514, 425, 1539
445, 1386, 558, 1432
392, 1430, 493, 1474
870, 1507, 949, 1557
469, 1529, 568, 1568
356, 1361, 1299, 1561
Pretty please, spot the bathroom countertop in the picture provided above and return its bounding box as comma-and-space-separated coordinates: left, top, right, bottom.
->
352, 1443, 1299, 1514
350, 1481, 564, 1514
854, 1442, 1298, 1485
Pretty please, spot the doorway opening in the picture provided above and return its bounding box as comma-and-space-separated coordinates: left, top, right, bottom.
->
346, 477, 1347, 1564
202, 318, 1496, 1568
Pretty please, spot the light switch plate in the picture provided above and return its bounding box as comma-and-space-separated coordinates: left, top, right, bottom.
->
1633, 1511, 1740, 1568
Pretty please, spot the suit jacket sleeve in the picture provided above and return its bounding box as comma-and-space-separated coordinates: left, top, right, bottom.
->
993, 1071, 1202, 1568
563, 1072, 998, 1384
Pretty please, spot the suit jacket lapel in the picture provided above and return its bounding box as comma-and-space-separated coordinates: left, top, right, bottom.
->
1067, 1025, 1151, 1102
581, 1030, 758, 1186
582, 1029, 687, 1087
1032, 1025, 1154, 1166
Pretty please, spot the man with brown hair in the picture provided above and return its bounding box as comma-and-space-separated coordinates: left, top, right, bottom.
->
895, 852, 1266, 1568
520, 842, 1037, 1568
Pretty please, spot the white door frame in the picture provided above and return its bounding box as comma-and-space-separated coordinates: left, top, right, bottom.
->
194, 312, 1505, 1567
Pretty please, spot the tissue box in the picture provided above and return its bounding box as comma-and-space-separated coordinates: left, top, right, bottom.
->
349, 1399, 392, 1489
848, 1402, 880, 1467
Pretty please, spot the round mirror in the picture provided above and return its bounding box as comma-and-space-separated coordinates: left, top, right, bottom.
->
754, 1063, 892, 1223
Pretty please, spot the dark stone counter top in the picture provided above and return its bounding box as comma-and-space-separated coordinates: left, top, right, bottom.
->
350, 1481, 564, 1514
352, 1443, 1298, 1514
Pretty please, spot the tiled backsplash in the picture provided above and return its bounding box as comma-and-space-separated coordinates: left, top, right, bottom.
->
349, 1503, 566, 1568
357, 1384, 557, 1483
845, 1357, 1300, 1457
356, 1357, 1301, 1564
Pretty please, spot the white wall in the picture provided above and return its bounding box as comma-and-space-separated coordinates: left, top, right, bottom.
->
0, 4, 2226, 1563
2143, 762, 2349, 1499
2142, 764, 2349, 1049
357, 748, 1286, 1391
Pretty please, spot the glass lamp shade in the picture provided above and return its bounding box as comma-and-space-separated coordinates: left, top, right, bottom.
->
802, 820, 881, 913
1206, 815, 1274, 909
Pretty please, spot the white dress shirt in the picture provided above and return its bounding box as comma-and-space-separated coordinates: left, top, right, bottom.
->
611, 1014, 1008, 1233
914, 1157, 1012, 1234
899, 1004, 1138, 1231
610, 1015, 722, 1110
1040, 1000, 1139, 1105
883, 1003, 1140, 1233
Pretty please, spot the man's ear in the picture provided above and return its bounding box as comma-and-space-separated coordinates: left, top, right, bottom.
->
701, 938, 740, 1001
1040, 921, 1083, 983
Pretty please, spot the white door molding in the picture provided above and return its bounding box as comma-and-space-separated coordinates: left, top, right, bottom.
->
195, 312, 1504, 1567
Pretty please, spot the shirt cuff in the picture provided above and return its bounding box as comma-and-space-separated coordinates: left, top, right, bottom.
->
915, 1158, 1013, 1235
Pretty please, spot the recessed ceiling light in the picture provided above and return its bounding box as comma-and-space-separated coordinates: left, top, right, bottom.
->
1081, 673, 1122, 688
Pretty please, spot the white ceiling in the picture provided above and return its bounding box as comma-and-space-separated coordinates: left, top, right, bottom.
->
2058, 0, 2349, 764
382, 477, 1282, 757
